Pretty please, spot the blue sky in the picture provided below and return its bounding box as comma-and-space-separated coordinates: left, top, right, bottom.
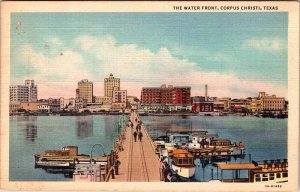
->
11, 12, 288, 98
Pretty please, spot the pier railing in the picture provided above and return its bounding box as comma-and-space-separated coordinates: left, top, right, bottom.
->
104, 115, 129, 182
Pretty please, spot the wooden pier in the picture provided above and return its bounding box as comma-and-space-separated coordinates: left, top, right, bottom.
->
110, 110, 162, 182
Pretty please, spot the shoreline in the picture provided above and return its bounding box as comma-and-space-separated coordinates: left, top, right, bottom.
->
9, 112, 287, 119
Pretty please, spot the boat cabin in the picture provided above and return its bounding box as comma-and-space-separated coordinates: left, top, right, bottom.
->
169, 134, 192, 145
44, 146, 78, 157
217, 160, 288, 183
250, 170, 288, 183
172, 149, 195, 167
192, 134, 218, 143
211, 139, 231, 147
44, 150, 70, 157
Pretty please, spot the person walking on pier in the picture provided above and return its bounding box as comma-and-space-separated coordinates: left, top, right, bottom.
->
138, 131, 143, 142
130, 122, 133, 129
113, 159, 121, 175
133, 131, 137, 142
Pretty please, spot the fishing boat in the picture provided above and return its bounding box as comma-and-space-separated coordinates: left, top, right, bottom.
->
171, 149, 196, 178
217, 159, 288, 183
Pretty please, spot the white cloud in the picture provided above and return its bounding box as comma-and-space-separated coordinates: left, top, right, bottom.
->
18, 35, 287, 99
50, 37, 63, 46
19, 44, 88, 98
75, 35, 287, 98
242, 37, 285, 51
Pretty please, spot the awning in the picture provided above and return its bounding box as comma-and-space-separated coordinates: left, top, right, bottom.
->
217, 163, 259, 170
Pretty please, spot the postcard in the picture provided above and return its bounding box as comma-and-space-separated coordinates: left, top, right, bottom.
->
0, 1, 299, 191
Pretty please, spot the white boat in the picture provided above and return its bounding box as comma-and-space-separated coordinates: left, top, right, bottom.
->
171, 149, 196, 178
154, 134, 192, 152
188, 133, 218, 149
166, 134, 191, 151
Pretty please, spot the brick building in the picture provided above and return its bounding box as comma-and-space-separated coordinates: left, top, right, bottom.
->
141, 87, 161, 104
141, 84, 191, 105
173, 86, 191, 105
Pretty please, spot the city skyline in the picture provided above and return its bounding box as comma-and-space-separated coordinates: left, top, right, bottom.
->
10, 78, 286, 101
11, 12, 288, 99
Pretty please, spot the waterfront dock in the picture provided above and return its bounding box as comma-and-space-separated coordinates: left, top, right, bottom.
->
110, 110, 161, 182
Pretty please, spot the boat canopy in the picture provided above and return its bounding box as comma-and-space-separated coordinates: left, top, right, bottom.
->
217, 163, 259, 170
192, 134, 218, 138
166, 130, 208, 135
172, 149, 194, 158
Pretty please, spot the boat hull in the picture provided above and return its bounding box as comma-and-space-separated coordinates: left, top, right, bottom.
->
35, 161, 71, 168
171, 164, 196, 178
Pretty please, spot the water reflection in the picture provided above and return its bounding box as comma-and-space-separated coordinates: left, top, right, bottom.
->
104, 115, 122, 135
76, 116, 93, 138
16, 116, 38, 142
144, 117, 195, 138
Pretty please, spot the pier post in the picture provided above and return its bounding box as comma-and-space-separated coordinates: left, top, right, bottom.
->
110, 150, 113, 165
99, 164, 102, 182
249, 154, 252, 162
211, 169, 213, 180
221, 170, 223, 182
111, 166, 115, 179
106, 156, 110, 175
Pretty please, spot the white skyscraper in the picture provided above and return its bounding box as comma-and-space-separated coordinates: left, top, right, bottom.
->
10, 80, 37, 102
104, 73, 120, 98
25, 80, 37, 102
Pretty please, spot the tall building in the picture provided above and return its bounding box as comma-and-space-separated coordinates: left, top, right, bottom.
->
112, 89, 127, 103
25, 80, 37, 102
10, 85, 29, 102
78, 79, 93, 103
141, 84, 191, 105
104, 73, 120, 98
141, 87, 161, 104
161, 84, 173, 104
10, 80, 37, 102
173, 86, 191, 105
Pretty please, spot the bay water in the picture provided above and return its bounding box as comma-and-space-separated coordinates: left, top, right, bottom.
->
9, 115, 287, 181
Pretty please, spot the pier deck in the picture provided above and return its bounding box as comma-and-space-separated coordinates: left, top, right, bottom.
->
111, 111, 161, 182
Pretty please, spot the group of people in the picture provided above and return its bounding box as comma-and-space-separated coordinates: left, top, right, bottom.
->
200, 138, 209, 148
128, 117, 143, 142
263, 159, 288, 170
160, 158, 177, 182
232, 141, 244, 148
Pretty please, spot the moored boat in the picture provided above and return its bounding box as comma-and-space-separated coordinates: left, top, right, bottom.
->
217, 159, 288, 183
171, 149, 196, 178
34, 146, 107, 169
